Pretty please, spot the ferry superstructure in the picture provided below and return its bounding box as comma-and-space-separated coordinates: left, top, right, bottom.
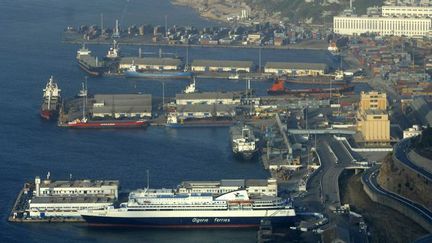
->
40, 76, 61, 120
230, 124, 259, 160
80, 188, 296, 228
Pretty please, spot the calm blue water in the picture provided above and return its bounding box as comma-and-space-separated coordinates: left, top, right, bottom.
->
0, 1, 334, 242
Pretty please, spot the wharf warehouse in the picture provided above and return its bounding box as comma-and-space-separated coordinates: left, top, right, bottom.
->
178, 178, 278, 197
28, 176, 119, 218
174, 104, 236, 119
191, 59, 254, 73
264, 62, 328, 76
119, 57, 182, 71
92, 94, 152, 119
175, 92, 241, 105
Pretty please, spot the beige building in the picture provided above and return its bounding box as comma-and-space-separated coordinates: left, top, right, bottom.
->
359, 91, 387, 113
357, 91, 390, 143
357, 110, 391, 142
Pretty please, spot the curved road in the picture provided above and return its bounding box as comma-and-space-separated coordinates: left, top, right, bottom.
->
362, 166, 432, 224
394, 139, 432, 181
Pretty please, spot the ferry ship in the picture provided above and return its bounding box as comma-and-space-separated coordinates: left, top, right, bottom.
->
124, 64, 193, 79
76, 44, 105, 76
230, 124, 259, 160
80, 188, 296, 228
40, 76, 61, 120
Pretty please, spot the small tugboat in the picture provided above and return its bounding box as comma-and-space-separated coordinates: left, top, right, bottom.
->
183, 77, 197, 94
40, 76, 61, 120
105, 40, 120, 60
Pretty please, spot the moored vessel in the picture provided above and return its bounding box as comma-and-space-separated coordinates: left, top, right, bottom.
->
267, 79, 354, 96
230, 124, 259, 160
40, 76, 61, 120
76, 44, 105, 76
64, 118, 147, 128
80, 188, 296, 228
124, 64, 193, 79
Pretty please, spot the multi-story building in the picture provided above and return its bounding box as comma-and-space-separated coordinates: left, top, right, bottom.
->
357, 110, 391, 142
29, 176, 119, 218
359, 91, 388, 113
357, 91, 391, 143
333, 15, 431, 37
381, 5, 432, 18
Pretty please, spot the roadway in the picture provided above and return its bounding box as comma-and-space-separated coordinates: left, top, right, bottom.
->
362, 166, 432, 224
394, 139, 432, 181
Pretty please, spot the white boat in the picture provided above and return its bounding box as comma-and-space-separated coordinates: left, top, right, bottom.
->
106, 40, 120, 59
80, 188, 296, 228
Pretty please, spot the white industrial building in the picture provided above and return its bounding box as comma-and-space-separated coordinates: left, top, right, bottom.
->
382, 5, 432, 17
191, 60, 254, 73
175, 92, 241, 105
264, 62, 328, 76
28, 197, 114, 218
333, 15, 431, 37
403, 125, 422, 138
178, 178, 278, 197
92, 94, 152, 119
174, 104, 236, 119
119, 57, 182, 71
35, 176, 119, 199
28, 176, 119, 218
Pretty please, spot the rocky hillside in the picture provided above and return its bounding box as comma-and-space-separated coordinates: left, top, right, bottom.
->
245, 0, 383, 24
378, 154, 432, 211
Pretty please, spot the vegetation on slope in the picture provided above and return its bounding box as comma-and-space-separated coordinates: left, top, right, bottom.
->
245, 0, 383, 24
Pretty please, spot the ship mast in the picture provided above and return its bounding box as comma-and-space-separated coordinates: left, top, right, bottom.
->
82, 85, 87, 121
47, 76, 53, 110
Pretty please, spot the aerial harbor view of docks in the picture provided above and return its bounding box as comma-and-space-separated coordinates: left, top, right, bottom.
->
5, 0, 432, 242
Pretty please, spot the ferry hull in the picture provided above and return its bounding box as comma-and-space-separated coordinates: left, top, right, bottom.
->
77, 61, 104, 77
82, 215, 296, 228
166, 120, 235, 128
125, 70, 193, 79
63, 120, 148, 128
40, 109, 56, 120
233, 150, 256, 160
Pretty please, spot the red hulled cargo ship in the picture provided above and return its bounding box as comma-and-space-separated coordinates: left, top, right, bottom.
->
63, 118, 148, 128
40, 76, 61, 120
267, 79, 354, 96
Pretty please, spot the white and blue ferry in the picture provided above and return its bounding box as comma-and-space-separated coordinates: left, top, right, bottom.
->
80, 188, 296, 228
